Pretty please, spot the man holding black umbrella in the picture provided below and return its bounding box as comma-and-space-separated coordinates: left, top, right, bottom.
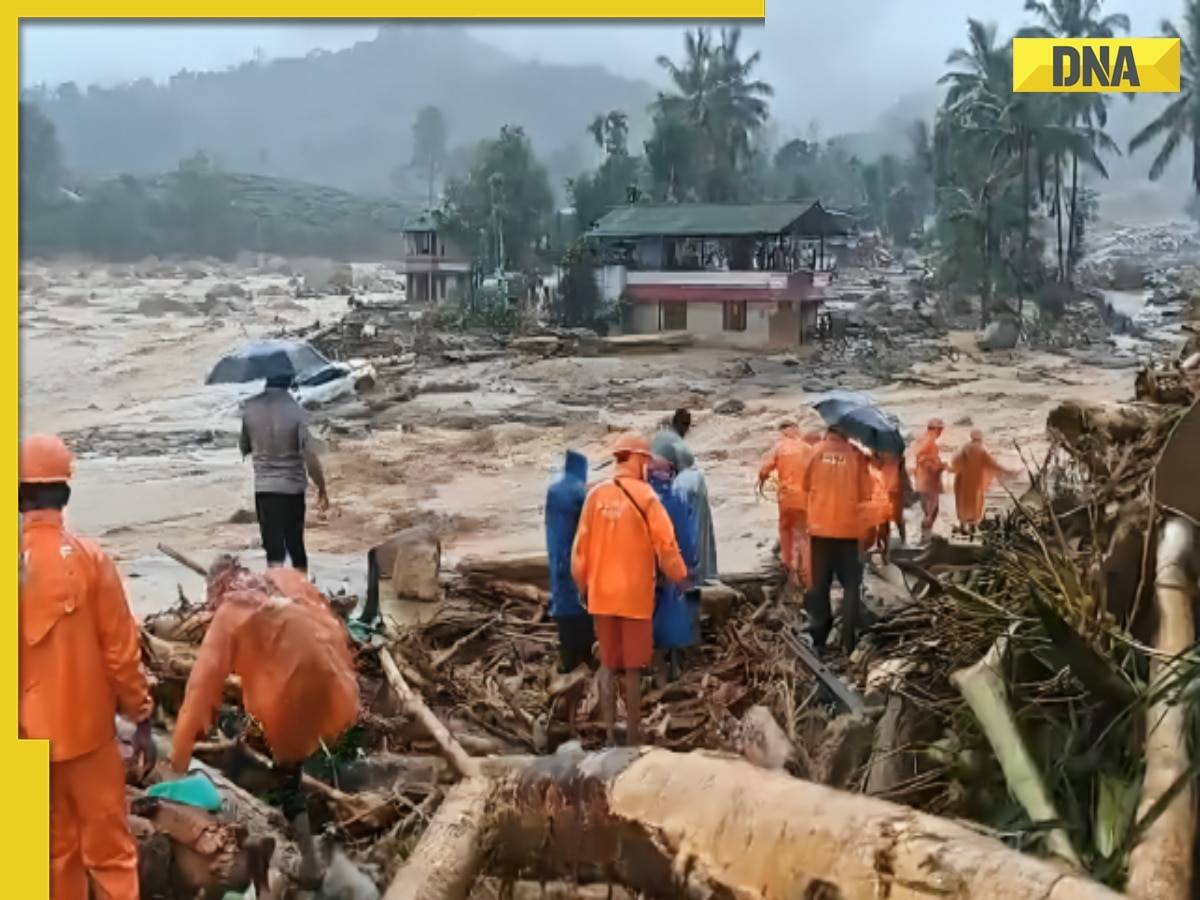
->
799, 426, 877, 655
240, 352, 329, 574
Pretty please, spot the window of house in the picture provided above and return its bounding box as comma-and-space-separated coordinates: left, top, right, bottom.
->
661, 302, 688, 331
723, 300, 748, 332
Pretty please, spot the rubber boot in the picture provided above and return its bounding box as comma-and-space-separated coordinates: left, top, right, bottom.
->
291, 811, 323, 889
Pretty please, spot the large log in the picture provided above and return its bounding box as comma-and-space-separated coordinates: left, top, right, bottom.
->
389, 747, 1123, 900
455, 555, 550, 590
1126, 517, 1197, 900
383, 778, 492, 900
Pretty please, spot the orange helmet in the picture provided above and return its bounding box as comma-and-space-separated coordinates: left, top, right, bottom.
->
19, 434, 74, 484
970, 428, 984, 441
927, 418, 946, 431
612, 432, 651, 458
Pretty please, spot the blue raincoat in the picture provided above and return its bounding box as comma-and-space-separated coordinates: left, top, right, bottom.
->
650, 470, 699, 649
545, 450, 589, 619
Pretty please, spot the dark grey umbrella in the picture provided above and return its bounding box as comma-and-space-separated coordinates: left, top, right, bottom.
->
812, 390, 905, 455
205, 339, 330, 386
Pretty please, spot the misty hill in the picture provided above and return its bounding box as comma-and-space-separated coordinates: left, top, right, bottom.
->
24, 167, 415, 260
28, 26, 656, 200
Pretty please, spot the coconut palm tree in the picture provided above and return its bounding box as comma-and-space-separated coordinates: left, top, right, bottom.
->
1022, 0, 1130, 281
654, 27, 773, 200
1129, 1, 1200, 193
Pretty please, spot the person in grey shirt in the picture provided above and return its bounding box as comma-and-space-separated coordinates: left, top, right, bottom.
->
240, 373, 329, 572
651, 408, 692, 460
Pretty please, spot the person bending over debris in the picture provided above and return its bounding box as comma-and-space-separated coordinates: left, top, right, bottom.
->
757, 423, 818, 586
799, 426, 877, 655
169, 557, 360, 886
647, 453, 699, 683
572, 433, 688, 745
19, 434, 156, 900
240, 362, 330, 574
545, 449, 595, 673
650, 407, 692, 460
949, 429, 1018, 539
912, 418, 947, 543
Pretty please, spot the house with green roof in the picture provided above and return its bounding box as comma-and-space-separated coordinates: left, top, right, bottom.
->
585, 201, 851, 348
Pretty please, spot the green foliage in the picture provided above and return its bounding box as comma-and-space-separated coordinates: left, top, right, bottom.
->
1128, 0, 1200, 192
19, 102, 65, 211
21, 159, 414, 260
648, 28, 773, 202
570, 109, 641, 234
438, 125, 555, 272
555, 239, 602, 328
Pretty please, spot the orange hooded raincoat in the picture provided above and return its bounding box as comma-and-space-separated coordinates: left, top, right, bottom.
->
759, 429, 817, 580
571, 457, 688, 620
949, 434, 1009, 525
799, 432, 877, 541
171, 567, 359, 772
21, 509, 153, 900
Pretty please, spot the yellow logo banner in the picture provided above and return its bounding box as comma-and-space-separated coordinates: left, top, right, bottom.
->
1012, 37, 1180, 93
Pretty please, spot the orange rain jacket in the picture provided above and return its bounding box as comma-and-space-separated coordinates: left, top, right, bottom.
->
912, 431, 946, 496
20, 510, 153, 763
799, 433, 878, 540
949, 440, 1007, 525
758, 432, 815, 512
171, 567, 359, 771
571, 457, 688, 620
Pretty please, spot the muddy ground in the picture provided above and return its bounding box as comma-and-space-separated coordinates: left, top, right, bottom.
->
19, 224, 1191, 617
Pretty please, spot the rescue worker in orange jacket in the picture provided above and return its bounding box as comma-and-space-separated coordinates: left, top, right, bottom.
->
757, 423, 817, 586
170, 557, 360, 886
798, 427, 877, 654
912, 418, 947, 542
868, 451, 911, 559
19, 434, 155, 900
949, 429, 1017, 538
572, 432, 688, 745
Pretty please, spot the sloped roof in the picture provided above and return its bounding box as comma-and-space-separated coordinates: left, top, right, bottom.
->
587, 201, 849, 238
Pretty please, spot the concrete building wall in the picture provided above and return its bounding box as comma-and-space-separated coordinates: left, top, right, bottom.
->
625, 300, 821, 349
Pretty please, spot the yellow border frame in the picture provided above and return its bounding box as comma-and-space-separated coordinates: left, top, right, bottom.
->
10, 4, 764, 895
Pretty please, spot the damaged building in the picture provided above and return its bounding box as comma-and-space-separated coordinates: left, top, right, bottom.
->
587, 201, 852, 349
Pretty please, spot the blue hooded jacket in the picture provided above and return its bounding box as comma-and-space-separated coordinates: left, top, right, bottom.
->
650, 470, 699, 649
545, 450, 589, 618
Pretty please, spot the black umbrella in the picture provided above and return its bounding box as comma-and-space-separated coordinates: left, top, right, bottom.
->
812, 390, 905, 455
205, 339, 330, 386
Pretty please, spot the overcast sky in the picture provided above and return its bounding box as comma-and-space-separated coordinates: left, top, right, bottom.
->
19, 2, 1185, 133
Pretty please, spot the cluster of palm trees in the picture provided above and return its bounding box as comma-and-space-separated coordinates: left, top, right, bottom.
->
936, 0, 1200, 321
649, 28, 774, 203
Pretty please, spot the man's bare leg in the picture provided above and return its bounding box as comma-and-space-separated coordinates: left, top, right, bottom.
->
622, 668, 642, 746
600, 666, 617, 746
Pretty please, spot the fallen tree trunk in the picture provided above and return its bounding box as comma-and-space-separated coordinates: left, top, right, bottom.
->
1127, 516, 1197, 900
952, 634, 1081, 869
388, 747, 1123, 900
383, 778, 491, 900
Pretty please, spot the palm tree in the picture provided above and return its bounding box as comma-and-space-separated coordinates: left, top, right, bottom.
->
654, 27, 773, 201
1023, 0, 1129, 281
1129, 1, 1200, 193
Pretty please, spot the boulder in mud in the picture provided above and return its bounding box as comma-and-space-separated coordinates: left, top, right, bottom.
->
1108, 258, 1149, 290
205, 282, 247, 302
976, 315, 1020, 351
137, 294, 198, 317
713, 398, 746, 416
737, 705, 794, 771
381, 526, 442, 603
181, 263, 209, 281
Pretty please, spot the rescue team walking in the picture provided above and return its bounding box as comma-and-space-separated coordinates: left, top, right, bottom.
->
19, 396, 1016, 894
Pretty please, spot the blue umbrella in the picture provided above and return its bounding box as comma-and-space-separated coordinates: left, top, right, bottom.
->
205, 339, 330, 386
812, 391, 905, 455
